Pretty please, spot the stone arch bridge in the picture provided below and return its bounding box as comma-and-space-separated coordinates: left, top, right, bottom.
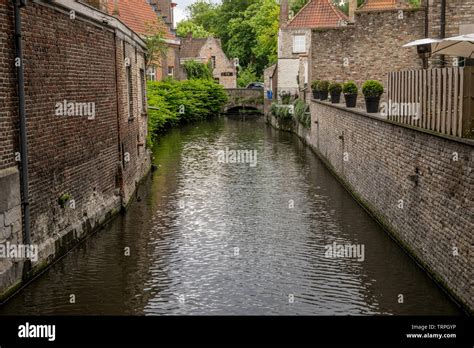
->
224, 88, 264, 114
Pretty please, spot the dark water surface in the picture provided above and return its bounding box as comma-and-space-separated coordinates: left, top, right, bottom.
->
0, 116, 461, 315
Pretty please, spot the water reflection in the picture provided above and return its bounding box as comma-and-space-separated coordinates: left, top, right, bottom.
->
0, 116, 460, 315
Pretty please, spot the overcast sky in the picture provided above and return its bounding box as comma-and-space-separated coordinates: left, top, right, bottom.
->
174, 0, 220, 24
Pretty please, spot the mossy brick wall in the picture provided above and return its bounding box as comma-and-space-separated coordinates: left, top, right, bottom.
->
309, 101, 473, 311
115, 36, 150, 205
0, 0, 150, 299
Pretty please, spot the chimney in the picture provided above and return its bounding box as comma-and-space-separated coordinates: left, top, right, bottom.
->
113, 0, 119, 15
348, 0, 357, 22
280, 0, 289, 29
171, 2, 177, 30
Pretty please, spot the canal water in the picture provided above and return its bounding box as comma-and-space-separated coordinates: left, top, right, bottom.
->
0, 116, 461, 315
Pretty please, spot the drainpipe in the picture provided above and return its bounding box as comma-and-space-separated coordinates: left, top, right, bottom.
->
13, 0, 31, 252
423, 0, 429, 68
440, 0, 446, 67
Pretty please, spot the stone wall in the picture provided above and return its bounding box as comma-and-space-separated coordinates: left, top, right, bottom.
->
311, 8, 425, 103
0, 0, 150, 301
268, 101, 473, 312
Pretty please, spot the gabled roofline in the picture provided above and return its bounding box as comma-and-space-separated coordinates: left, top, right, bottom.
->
286, 0, 349, 29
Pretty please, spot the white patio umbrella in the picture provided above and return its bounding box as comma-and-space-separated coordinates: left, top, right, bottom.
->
431, 33, 474, 58
402, 38, 443, 48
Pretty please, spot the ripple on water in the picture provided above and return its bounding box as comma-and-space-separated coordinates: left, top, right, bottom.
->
0, 117, 461, 315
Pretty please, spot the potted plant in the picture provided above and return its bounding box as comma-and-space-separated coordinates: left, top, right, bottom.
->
362, 80, 384, 113
317, 80, 329, 101
328, 82, 342, 104
311, 80, 320, 99
342, 81, 358, 108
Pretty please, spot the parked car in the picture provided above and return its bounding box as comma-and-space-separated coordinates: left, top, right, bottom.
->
246, 82, 264, 89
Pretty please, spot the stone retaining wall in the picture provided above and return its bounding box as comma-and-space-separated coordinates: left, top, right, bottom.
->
267, 101, 473, 313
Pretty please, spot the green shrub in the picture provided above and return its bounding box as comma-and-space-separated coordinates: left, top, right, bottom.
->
237, 65, 260, 87
362, 80, 384, 98
147, 79, 228, 146
271, 103, 293, 120
328, 82, 342, 94
317, 80, 329, 92
294, 100, 311, 129
183, 60, 213, 80
311, 80, 320, 91
342, 81, 358, 95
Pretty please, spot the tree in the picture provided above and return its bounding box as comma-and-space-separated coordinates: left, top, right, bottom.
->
177, 20, 211, 38
290, 0, 309, 15
237, 65, 260, 87
248, 0, 279, 69
181, 0, 279, 78
183, 60, 214, 80
144, 21, 169, 71
186, 0, 220, 34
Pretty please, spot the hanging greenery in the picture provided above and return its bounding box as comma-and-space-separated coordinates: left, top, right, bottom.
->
183, 60, 214, 80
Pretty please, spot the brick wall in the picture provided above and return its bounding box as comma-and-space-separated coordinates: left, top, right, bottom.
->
426, 0, 474, 67
199, 38, 236, 88
0, 0, 17, 171
0, 0, 150, 300
311, 9, 425, 102
116, 37, 150, 204
427, 0, 474, 38
268, 101, 473, 312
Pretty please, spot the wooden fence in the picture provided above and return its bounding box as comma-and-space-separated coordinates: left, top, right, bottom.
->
387, 67, 473, 138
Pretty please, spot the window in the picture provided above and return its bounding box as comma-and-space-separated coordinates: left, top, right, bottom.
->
140, 69, 146, 113
211, 56, 216, 69
126, 65, 133, 119
146, 65, 156, 81
293, 35, 306, 53
168, 66, 174, 77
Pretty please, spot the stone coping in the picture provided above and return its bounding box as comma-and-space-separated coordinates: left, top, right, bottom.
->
312, 99, 474, 147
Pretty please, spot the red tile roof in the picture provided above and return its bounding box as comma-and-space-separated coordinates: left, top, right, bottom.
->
358, 0, 408, 11
107, 0, 175, 39
287, 0, 348, 29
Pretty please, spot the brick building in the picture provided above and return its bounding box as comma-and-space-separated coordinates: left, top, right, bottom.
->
305, 0, 474, 104
0, 0, 151, 301
178, 36, 237, 88
103, 0, 181, 81
309, 1, 425, 104
105, 0, 236, 88
277, 0, 348, 98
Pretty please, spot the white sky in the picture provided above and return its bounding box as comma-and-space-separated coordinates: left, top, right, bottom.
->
173, 0, 220, 24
